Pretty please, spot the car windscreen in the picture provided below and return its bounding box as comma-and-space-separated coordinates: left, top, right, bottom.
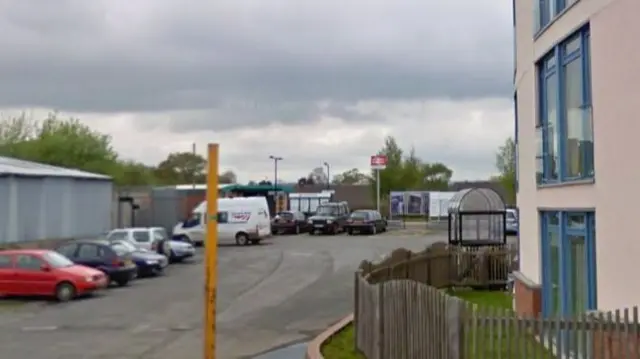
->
506, 211, 517, 220
276, 212, 294, 220
315, 206, 337, 215
350, 211, 370, 219
43, 251, 74, 268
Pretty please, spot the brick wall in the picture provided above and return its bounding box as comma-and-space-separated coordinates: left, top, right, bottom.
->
513, 271, 541, 319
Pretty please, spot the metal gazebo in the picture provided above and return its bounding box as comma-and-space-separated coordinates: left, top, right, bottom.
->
447, 187, 507, 246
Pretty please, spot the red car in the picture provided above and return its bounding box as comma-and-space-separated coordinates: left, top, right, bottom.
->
0, 249, 108, 302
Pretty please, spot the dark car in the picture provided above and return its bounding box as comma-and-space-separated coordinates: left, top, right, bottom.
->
346, 210, 387, 235
307, 201, 350, 235
271, 211, 309, 235
54, 239, 138, 287
109, 240, 168, 277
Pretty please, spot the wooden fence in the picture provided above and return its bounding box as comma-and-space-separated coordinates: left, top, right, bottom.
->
354, 245, 640, 359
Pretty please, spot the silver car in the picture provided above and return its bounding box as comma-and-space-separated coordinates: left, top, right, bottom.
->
107, 227, 196, 263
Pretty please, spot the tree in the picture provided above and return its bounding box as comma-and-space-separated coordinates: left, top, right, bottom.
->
371, 136, 453, 201
307, 167, 328, 184
495, 137, 516, 203
155, 151, 207, 184
332, 168, 369, 185
219, 170, 237, 184
0, 114, 123, 179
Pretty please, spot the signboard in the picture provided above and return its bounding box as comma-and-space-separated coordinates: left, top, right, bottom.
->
370, 155, 388, 170
388, 190, 457, 219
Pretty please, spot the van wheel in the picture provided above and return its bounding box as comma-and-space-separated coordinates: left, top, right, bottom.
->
347, 229, 353, 235
55, 282, 76, 302
235, 233, 250, 246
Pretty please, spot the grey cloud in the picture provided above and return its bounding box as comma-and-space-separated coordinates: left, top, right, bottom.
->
0, 0, 514, 130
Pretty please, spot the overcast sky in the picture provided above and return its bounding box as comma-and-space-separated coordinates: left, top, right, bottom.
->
0, 0, 514, 183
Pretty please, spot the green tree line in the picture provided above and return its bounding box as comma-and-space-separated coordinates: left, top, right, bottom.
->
0, 114, 237, 186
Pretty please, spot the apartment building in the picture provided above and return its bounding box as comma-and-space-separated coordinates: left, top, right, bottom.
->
513, 0, 640, 319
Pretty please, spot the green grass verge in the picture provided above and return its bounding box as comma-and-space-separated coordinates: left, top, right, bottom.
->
450, 290, 553, 359
0, 299, 26, 310
321, 323, 366, 359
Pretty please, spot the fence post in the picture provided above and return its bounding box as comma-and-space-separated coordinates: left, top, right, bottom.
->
447, 297, 464, 359
354, 271, 360, 352
378, 282, 385, 359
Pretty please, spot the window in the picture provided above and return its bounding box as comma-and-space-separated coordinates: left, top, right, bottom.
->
42, 252, 74, 268
0, 255, 12, 269
153, 230, 166, 241
535, 0, 576, 33
77, 244, 100, 258
15, 255, 43, 270
217, 212, 229, 224
537, 26, 592, 185
514, 92, 519, 192
56, 244, 78, 258
132, 231, 150, 243
540, 210, 596, 356
107, 231, 128, 241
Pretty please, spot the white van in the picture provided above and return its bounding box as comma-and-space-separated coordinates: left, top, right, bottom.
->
172, 197, 272, 246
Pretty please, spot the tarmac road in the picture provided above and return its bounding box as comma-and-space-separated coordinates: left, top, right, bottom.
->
0, 231, 449, 359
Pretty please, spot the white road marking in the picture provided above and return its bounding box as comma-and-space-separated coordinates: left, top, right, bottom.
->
21, 325, 58, 332
288, 251, 314, 257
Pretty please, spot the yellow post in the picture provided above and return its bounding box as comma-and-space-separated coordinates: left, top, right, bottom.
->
204, 143, 219, 359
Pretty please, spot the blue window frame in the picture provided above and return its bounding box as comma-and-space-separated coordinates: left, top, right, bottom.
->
540, 210, 596, 355
536, 25, 593, 185
514, 92, 519, 193
535, 0, 578, 34
540, 210, 597, 318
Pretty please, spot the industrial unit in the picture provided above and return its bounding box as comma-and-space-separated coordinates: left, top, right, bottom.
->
0, 156, 113, 243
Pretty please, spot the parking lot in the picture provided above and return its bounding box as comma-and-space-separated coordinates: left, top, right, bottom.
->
0, 230, 449, 359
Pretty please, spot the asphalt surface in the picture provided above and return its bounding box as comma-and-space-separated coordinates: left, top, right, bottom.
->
0, 230, 450, 359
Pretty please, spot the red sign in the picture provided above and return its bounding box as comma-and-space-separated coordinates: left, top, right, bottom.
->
370, 155, 388, 169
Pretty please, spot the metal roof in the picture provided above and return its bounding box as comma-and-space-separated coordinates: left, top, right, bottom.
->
0, 156, 111, 180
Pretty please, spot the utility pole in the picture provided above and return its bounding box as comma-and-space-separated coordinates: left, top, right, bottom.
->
269, 155, 283, 193
323, 162, 330, 190
192, 142, 197, 190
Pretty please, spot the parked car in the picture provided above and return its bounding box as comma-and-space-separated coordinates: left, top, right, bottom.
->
345, 210, 387, 235
506, 208, 518, 235
110, 240, 168, 277
307, 201, 350, 235
271, 211, 309, 235
0, 249, 108, 302
54, 239, 138, 287
107, 227, 195, 263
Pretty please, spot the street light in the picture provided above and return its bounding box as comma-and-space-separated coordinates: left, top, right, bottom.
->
323, 162, 330, 189
269, 155, 283, 193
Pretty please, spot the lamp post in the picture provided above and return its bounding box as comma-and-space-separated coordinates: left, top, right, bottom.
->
269, 155, 283, 193
323, 162, 330, 189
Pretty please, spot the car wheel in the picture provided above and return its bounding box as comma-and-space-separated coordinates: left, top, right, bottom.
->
116, 279, 130, 287
235, 233, 250, 246
371, 225, 377, 235
347, 229, 353, 235
55, 282, 76, 302
295, 225, 300, 235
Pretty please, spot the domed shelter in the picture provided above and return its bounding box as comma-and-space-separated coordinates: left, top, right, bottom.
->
447, 187, 507, 246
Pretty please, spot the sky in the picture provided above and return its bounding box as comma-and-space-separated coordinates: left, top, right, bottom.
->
0, 0, 514, 183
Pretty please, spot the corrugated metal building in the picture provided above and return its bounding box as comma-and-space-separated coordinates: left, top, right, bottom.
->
0, 156, 113, 243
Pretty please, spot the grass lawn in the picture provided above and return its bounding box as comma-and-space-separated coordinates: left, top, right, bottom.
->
450, 290, 553, 359
321, 323, 366, 359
